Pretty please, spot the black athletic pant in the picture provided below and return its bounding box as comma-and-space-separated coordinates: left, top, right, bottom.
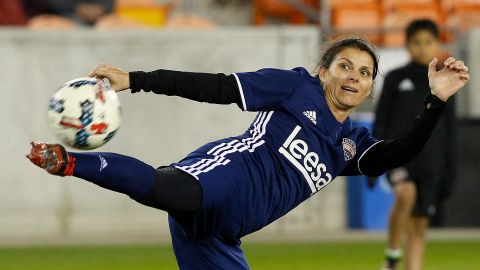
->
139, 166, 203, 218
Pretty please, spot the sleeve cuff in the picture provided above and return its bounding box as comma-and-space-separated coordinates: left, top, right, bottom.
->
129, 71, 147, 93
424, 94, 447, 110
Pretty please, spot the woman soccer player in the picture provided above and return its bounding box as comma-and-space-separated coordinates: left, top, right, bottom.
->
27, 37, 469, 270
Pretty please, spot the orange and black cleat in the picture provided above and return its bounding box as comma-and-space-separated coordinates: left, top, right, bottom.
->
26, 142, 75, 176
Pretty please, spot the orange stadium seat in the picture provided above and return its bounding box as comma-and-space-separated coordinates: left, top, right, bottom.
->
253, 0, 319, 25
166, 14, 216, 29
0, 0, 28, 26
445, 5, 480, 32
383, 0, 438, 10
331, 4, 383, 45
114, 0, 174, 26
383, 4, 444, 47
329, 0, 378, 7
95, 14, 154, 29
441, 0, 480, 12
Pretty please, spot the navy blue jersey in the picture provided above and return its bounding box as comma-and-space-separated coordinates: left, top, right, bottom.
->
172, 67, 379, 239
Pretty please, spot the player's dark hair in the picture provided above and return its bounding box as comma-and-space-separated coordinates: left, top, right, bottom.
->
405, 19, 440, 42
317, 36, 379, 80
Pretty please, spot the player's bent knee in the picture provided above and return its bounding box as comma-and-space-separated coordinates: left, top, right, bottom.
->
395, 182, 416, 202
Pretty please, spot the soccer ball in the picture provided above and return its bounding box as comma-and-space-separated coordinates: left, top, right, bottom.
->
47, 77, 121, 150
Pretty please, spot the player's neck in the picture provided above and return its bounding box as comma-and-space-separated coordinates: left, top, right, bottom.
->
325, 96, 351, 123
330, 108, 350, 123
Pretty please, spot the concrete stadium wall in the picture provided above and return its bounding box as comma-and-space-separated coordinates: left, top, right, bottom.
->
463, 29, 480, 118
4, 26, 477, 245
0, 27, 352, 245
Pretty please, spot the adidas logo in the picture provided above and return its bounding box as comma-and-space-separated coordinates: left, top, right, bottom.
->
303, 111, 317, 125
99, 155, 108, 172
399, 78, 415, 91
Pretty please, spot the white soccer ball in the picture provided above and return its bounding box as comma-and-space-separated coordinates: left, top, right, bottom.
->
47, 77, 121, 150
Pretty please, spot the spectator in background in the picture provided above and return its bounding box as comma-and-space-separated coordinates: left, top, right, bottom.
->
21, 0, 48, 18
0, 0, 28, 25
374, 19, 455, 270
28, 0, 114, 28
0, 0, 50, 26
44, 0, 114, 25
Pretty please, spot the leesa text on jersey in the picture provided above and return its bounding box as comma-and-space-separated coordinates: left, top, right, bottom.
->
279, 125, 333, 195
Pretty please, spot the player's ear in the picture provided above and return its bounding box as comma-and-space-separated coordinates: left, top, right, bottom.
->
367, 82, 375, 98
318, 66, 328, 84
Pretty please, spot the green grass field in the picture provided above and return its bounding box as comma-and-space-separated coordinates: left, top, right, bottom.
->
0, 240, 478, 270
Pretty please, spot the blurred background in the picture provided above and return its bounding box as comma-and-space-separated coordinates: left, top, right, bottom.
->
0, 0, 479, 269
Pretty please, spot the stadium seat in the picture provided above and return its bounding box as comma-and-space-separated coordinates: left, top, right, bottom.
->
114, 0, 174, 26
0, 0, 28, 26
253, 0, 319, 25
329, 0, 378, 7
383, 0, 438, 10
383, 4, 444, 47
439, 0, 480, 41
166, 14, 216, 29
441, 0, 480, 12
331, 4, 383, 45
445, 6, 480, 32
95, 14, 153, 29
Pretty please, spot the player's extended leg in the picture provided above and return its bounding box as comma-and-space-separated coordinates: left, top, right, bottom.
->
28, 142, 250, 269
383, 180, 417, 270
26, 142, 201, 212
405, 215, 428, 270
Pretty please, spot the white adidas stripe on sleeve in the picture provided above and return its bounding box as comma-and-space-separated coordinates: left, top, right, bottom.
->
232, 73, 247, 111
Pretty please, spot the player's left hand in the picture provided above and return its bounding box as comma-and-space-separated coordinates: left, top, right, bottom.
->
88, 63, 130, 92
428, 57, 470, 102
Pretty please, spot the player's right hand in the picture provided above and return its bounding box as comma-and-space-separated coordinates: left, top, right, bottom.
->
428, 57, 469, 102
88, 63, 130, 92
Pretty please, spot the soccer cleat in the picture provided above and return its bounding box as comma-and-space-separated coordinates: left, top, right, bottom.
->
26, 142, 75, 176
380, 260, 399, 270
381, 248, 402, 270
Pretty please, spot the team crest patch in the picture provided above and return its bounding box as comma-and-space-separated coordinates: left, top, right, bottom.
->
342, 138, 356, 161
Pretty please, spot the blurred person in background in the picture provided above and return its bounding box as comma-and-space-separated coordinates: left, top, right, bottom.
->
28, 0, 114, 28
0, 0, 28, 25
374, 19, 456, 270
27, 36, 468, 269
0, 0, 46, 26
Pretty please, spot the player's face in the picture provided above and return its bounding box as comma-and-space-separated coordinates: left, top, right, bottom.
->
407, 30, 440, 66
319, 47, 374, 113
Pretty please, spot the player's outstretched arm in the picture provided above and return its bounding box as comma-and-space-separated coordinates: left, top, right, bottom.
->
89, 63, 243, 108
89, 63, 130, 92
358, 57, 469, 177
